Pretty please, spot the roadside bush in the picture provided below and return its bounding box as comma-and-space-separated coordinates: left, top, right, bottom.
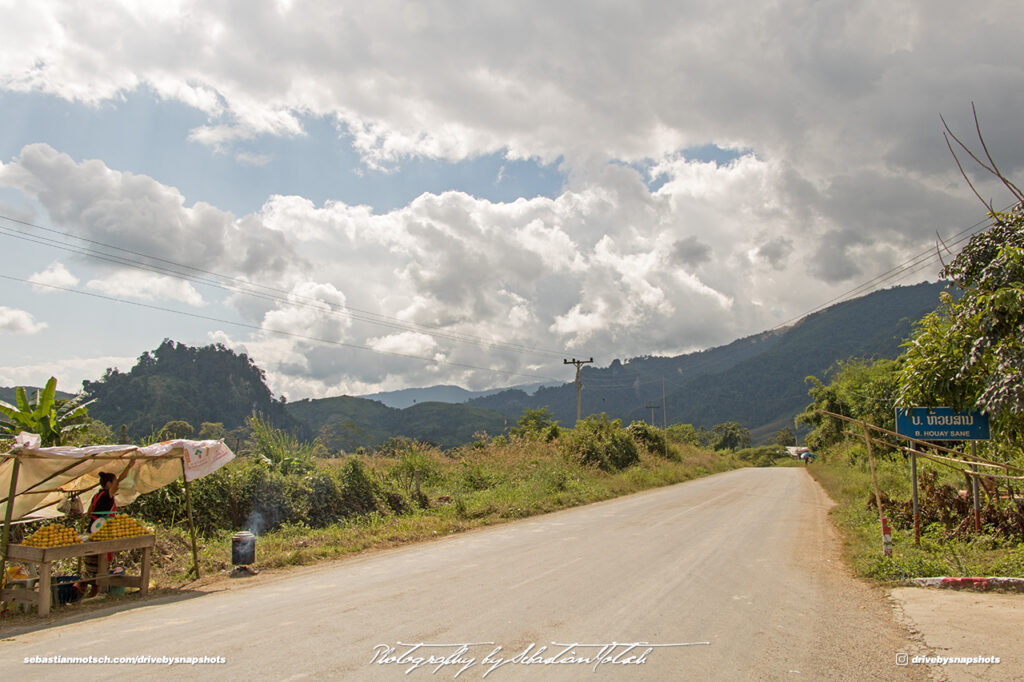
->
664, 423, 700, 446
128, 455, 392, 535
338, 458, 382, 515
459, 461, 501, 491
734, 445, 787, 467
626, 421, 669, 458
560, 413, 639, 471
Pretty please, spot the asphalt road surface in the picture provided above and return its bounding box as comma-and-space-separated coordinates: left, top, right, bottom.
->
1, 468, 925, 680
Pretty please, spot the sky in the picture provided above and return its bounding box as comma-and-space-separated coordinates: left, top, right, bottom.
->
1, 0, 1023, 401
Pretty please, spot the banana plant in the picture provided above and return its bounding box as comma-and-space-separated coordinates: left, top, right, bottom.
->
0, 377, 95, 447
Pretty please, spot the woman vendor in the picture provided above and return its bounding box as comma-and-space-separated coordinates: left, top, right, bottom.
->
76, 464, 132, 597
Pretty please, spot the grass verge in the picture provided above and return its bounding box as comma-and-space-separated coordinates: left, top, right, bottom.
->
806, 442, 1024, 582
143, 444, 743, 587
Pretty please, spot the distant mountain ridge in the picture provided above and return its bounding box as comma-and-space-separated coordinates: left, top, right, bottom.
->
465, 281, 948, 441
358, 381, 556, 409
1, 386, 76, 404
285, 396, 508, 450
6, 282, 948, 450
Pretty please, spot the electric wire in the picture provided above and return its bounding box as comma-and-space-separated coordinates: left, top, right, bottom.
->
770, 205, 1010, 330
0, 273, 564, 384
0, 200, 1008, 396
0, 213, 568, 359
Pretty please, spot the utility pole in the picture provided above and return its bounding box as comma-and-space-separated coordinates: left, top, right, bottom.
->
662, 379, 667, 428
645, 404, 660, 425
564, 357, 593, 423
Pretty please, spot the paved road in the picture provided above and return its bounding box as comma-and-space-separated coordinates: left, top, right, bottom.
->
1, 468, 924, 680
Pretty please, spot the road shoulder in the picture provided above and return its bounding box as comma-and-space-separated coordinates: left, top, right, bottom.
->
889, 586, 1023, 681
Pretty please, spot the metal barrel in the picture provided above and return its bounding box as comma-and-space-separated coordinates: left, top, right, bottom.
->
231, 531, 256, 565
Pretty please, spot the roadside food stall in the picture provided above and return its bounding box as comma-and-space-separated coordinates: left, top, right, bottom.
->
1, 433, 234, 615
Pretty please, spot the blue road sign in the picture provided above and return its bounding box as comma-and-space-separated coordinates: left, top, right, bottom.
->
895, 407, 990, 441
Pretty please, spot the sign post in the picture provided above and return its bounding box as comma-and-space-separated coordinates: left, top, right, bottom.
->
895, 408, 990, 441
896, 408, 991, 540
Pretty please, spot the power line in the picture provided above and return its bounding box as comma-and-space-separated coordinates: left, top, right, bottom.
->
0, 274, 564, 384
0, 213, 569, 359
771, 207, 1006, 330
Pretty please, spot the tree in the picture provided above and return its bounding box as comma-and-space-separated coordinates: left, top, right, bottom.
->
897, 111, 1024, 454
664, 423, 699, 446
798, 358, 901, 452
199, 421, 227, 441
0, 377, 94, 446
708, 422, 751, 451
773, 427, 796, 447
897, 224, 1024, 451
159, 420, 195, 440
511, 407, 560, 441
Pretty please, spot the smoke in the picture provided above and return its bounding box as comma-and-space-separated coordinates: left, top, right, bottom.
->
245, 509, 266, 536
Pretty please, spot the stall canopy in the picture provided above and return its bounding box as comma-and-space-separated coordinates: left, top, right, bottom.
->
1, 434, 235, 523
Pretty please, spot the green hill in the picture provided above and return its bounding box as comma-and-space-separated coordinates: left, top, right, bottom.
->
286, 396, 508, 451
83, 339, 299, 439
469, 282, 948, 441
1, 385, 76, 405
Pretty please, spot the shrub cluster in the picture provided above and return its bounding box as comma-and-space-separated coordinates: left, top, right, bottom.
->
559, 414, 639, 471
626, 420, 669, 458
126, 456, 404, 535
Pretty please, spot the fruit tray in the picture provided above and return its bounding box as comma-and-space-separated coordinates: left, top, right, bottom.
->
6, 534, 156, 563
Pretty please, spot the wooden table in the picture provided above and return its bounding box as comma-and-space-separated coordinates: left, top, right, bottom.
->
1, 535, 154, 616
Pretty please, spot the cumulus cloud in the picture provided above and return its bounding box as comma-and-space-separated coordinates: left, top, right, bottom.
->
0, 144, 305, 284
86, 271, 205, 306
1, 1, 1020, 177
0, 354, 135, 391
0, 307, 47, 334
2, 1, 1021, 397
29, 261, 79, 291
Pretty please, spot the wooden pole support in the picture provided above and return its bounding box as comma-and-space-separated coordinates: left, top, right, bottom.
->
181, 458, 201, 580
911, 449, 920, 546
972, 442, 981, 533
862, 419, 888, 555
1, 457, 22, 586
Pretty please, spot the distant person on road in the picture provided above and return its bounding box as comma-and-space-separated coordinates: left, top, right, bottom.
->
800, 451, 816, 465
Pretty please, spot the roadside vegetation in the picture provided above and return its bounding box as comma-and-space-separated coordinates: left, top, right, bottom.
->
126, 411, 749, 586
798, 165, 1024, 581
805, 443, 1024, 582
3, 410, 763, 591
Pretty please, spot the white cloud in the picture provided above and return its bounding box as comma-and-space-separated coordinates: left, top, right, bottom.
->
2, 1, 1020, 397
28, 261, 79, 291
368, 331, 437, 357
0, 144, 305, 284
0, 307, 47, 334
86, 271, 204, 306
2, 0, 1020, 179
0, 354, 135, 391
235, 151, 272, 167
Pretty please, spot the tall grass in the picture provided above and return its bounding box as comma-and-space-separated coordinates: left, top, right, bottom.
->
807, 441, 1024, 581
133, 435, 744, 587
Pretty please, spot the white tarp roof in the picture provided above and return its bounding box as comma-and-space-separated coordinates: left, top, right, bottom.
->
1, 437, 235, 522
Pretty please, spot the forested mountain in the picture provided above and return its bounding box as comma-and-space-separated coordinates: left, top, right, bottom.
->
468, 281, 948, 441
286, 396, 507, 450
83, 340, 298, 439
1, 386, 75, 404
42, 281, 946, 448
358, 382, 552, 409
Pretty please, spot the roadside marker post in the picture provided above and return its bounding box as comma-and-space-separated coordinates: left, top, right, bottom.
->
862, 419, 889, 557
